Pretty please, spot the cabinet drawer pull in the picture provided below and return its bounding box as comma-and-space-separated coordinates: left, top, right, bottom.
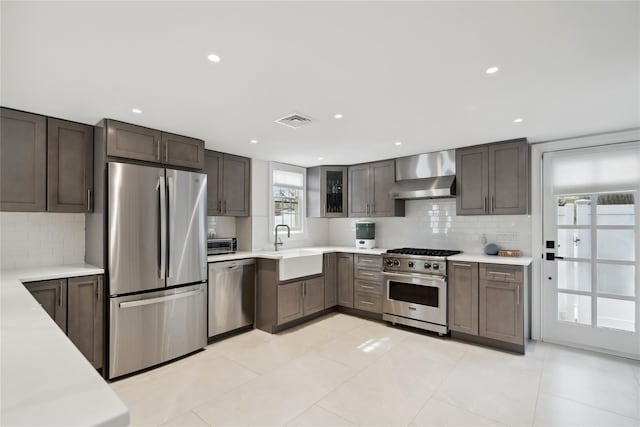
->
360, 300, 374, 305
361, 285, 375, 289
452, 263, 471, 267
487, 271, 512, 276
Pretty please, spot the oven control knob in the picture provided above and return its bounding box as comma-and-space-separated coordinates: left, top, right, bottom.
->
424, 262, 431, 269
408, 261, 414, 268
433, 263, 440, 270
393, 259, 400, 266
385, 258, 393, 266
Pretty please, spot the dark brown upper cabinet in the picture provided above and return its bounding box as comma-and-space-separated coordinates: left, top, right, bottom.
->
47, 118, 94, 213
105, 120, 204, 170
307, 166, 348, 218
161, 132, 205, 170
205, 150, 250, 216
348, 159, 404, 217
0, 108, 47, 212
456, 138, 529, 215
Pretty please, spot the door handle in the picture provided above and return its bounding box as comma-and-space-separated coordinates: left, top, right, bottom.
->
546, 253, 564, 261
166, 176, 173, 278
119, 289, 204, 309
158, 176, 167, 279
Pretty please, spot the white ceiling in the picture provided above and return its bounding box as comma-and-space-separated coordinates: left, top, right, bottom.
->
1, 1, 638, 167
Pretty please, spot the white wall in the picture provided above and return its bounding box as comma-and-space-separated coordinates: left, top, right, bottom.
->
0, 212, 85, 269
207, 216, 236, 238
246, 159, 329, 251
328, 198, 532, 255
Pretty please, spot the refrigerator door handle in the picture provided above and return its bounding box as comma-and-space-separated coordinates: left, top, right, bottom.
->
158, 175, 167, 280
166, 175, 174, 279
119, 289, 204, 309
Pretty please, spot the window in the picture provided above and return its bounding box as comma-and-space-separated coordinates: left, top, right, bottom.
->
270, 163, 305, 235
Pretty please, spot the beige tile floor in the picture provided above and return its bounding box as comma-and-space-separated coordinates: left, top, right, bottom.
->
111, 313, 640, 427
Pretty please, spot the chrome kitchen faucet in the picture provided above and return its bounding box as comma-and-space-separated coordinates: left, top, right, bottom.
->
274, 224, 290, 251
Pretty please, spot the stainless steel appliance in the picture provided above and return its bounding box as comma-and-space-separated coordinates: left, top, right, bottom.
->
208, 259, 255, 338
355, 221, 376, 249
390, 150, 456, 199
107, 162, 207, 379
382, 248, 461, 335
207, 237, 237, 255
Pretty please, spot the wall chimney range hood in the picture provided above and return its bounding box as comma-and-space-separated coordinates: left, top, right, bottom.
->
390, 149, 456, 199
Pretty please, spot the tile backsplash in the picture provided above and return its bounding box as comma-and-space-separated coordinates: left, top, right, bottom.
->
207, 216, 237, 239
0, 212, 85, 269
328, 199, 532, 255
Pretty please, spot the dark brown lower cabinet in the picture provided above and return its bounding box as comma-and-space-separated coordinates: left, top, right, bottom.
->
24, 279, 67, 332
337, 253, 354, 307
448, 262, 528, 353
448, 262, 479, 335
479, 279, 523, 345
323, 253, 337, 308
24, 275, 103, 369
303, 276, 325, 316
68, 276, 103, 369
277, 276, 325, 325
277, 281, 304, 324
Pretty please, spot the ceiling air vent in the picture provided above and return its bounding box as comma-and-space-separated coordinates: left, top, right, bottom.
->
275, 113, 313, 129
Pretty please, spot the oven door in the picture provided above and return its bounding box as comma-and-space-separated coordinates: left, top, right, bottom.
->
383, 272, 447, 327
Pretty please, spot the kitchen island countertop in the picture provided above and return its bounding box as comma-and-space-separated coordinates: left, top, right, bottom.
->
0, 264, 129, 427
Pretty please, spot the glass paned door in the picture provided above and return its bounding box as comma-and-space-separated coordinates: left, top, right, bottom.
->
543, 189, 640, 358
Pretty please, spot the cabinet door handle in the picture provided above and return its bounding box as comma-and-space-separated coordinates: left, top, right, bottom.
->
156, 139, 161, 160
516, 286, 520, 305
87, 188, 92, 212
492, 195, 495, 212
484, 196, 488, 214
58, 280, 64, 307
164, 141, 169, 162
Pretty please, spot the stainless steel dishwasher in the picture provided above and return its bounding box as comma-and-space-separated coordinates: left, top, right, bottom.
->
208, 259, 255, 338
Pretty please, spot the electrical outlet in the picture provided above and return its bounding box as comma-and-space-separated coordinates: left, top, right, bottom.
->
496, 232, 518, 242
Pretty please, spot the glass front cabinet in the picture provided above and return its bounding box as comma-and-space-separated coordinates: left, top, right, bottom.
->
307, 166, 348, 218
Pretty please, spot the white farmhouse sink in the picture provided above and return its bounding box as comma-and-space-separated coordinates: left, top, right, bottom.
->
266, 249, 323, 281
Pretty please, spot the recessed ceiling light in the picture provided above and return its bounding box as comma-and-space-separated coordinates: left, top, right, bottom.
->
318, 157, 324, 161
485, 66, 499, 74
207, 53, 221, 63
513, 117, 524, 123
394, 141, 402, 146
334, 114, 343, 119
250, 139, 258, 144
132, 108, 142, 114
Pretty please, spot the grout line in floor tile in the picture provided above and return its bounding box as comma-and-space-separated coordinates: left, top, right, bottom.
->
190, 409, 212, 427
541, 389, 640, 421
530, 344, 546, 427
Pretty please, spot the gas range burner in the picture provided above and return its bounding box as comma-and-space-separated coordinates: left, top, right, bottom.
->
386, 248, 462, 257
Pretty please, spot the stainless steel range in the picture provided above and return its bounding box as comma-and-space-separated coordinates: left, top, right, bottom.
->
382, 248, 461, 335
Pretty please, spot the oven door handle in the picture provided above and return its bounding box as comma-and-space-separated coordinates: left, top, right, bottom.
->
383, 272, 446, 283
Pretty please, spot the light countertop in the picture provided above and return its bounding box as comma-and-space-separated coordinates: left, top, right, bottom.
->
447, 253, 533, 266
207, 246, 388, 263
1, 264, 130, 427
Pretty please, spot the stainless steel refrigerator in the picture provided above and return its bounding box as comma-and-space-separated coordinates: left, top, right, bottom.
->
107, 162, 207, 379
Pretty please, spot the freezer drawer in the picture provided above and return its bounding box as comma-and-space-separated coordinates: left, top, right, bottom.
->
208, 259, 255, 337
109, 283, 206, 379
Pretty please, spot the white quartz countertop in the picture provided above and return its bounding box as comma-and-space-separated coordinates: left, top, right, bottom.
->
207, 246, 388, 263
447, 253, 533, 266
1, 264, 130, 427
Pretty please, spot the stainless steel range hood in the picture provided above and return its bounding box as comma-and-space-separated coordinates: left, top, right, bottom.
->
390, 149, 456, 199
